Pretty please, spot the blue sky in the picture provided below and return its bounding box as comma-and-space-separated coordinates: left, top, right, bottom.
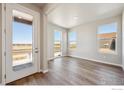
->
54, 31, 77, 42
69, 32, 77, 42
13, 22, 116, 44
98, 23, 117, 34
13, 21, 32, 44
54, 31, 61, 41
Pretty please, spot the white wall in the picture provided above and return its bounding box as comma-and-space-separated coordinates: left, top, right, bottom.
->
122, 12, 124, 70
47, 22, 67, 60
0, 4, 2, 83
68, 15, 122, 66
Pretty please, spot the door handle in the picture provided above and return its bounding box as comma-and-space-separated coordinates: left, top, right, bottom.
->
35, 50, 38, 53
34, 48, 38, 53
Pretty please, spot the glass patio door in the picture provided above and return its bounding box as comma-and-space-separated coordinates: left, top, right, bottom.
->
5, 4, 40, 83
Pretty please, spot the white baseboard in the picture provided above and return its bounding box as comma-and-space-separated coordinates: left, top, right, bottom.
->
69, 55, 122, 67
48, 55, 68, 61
40, 69, 49, 73
48, 57, 55, 61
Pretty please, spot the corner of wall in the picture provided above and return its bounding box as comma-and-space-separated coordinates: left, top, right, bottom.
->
40, 69, 49, 74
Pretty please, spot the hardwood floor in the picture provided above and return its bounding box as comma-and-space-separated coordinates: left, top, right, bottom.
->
7, 57, 124, 85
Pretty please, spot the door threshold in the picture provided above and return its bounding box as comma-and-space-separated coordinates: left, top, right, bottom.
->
13, 63, 33, 71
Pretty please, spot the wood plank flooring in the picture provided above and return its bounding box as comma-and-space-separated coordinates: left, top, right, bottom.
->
7, 57, 124, 85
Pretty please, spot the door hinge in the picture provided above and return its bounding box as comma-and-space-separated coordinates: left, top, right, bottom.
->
4, 6, 6, 11
4, 74, 6, 79
4, 52, 6, 56
4, 29, 6, 34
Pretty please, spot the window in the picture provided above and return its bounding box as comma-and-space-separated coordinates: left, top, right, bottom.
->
97, 22, 117, 54
68, 31, 77, 49
12, 10, 33, 67
54, 31, 62, 57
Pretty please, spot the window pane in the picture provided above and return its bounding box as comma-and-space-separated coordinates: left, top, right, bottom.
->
12, 10, 33, 69
54, 31, 62, 57
97, 23, 117, 54
68, 32, 77, 49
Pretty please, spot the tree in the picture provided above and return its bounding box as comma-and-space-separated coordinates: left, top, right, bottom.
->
110, 38, 115, 50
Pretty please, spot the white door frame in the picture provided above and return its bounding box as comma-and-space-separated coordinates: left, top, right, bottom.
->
2, 3, 40, 84
122, 10, 124, 71
2, 3, 6, 85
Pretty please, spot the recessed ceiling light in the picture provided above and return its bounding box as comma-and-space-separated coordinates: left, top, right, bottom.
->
73, 16, 78, 20
18, 16, 22, 19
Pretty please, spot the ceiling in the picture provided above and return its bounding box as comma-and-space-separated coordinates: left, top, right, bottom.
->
47, 3, 124, 28
13, 10, 33, 21
33, 3, 46, 9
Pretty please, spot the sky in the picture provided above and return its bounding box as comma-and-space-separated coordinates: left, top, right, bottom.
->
54, 31, 77, 42
13, 21, 116, 44
13, 21, 32, 44
98, 22, 117, 34
69, 32, 77, 42
54, 31, 62, 41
